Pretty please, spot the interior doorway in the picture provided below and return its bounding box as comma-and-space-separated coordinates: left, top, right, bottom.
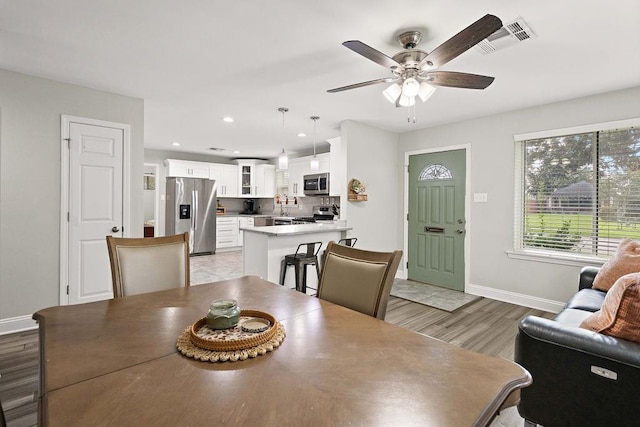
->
60, 115, 131, 305
143, 163, 159, 237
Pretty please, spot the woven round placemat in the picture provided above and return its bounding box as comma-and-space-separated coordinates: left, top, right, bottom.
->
176, 322, 285, 362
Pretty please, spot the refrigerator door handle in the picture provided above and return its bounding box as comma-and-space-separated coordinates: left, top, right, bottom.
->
192, 190, 197, 231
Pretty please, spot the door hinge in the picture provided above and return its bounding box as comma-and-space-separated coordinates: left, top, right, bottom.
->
406, 213, 409, 221
66, 285, 69, 295
406, 261, 409, 269
407, 165, 409, 173
67, 212, 70, 222
64, 138, 71, 149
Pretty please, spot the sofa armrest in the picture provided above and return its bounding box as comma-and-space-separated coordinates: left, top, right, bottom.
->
579, 266, 600, 290
515, 315, 640, 426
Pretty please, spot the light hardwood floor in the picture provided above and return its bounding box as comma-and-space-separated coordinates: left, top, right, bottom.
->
0, 255, 554, 426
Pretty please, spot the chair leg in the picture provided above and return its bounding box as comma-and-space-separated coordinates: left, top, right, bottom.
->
301, 264, 309, 294
279, 259, 287, 286
314, 260, 320, 281
295, 263, 305, 293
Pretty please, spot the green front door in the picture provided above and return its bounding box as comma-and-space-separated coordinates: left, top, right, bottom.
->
408, 150, 466, 291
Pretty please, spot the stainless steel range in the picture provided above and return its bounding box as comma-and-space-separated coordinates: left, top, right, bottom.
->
292, 216, 315, 224
312, 205, 338, 222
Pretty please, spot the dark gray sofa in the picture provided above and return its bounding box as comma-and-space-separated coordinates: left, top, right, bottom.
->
515, 266, 640, 427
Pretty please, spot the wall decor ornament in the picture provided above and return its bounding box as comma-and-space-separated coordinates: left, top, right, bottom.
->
347, 178, 368, 201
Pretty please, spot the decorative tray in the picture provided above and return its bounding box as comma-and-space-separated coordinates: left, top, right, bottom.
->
176, 310, 285, 363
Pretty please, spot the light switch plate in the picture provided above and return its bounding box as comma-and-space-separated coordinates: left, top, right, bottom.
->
473, 193, 488, 203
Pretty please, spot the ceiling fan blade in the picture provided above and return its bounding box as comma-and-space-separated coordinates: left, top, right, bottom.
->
419, 14, 503, 69
424, 71, 495, 89
327, 77, 397, 93
343, 40, 400, 69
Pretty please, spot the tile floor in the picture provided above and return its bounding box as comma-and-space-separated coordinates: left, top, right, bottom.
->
390, 278, 482, 312
189, 250, 244, 284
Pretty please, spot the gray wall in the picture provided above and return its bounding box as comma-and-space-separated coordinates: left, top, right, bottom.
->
341, 120, 401, 254
398, 86, 640, 307
0, 69, 144, 327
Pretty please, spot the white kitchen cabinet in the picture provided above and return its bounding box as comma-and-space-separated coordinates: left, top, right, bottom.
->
237, 216, 254, 246
255, 164, 276, 197
316, 153, 330, 174
288, 159, 307, 197
216, 216, 239, 248
165, 159, 210, 179
287, 153, 331, 197
210, 163, 238, 197
237, 161, 255, 197
235, 160, 275, 197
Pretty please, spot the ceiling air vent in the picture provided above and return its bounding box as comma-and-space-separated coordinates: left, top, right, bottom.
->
209, 147, 225, 151
475, 18, 536, 54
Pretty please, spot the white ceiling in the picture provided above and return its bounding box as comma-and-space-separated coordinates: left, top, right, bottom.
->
1, 1, 639, 159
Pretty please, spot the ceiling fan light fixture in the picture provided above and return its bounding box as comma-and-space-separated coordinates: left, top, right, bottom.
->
398, 94, 415, 107
401, 77, 420, 97
383, 83, 402, 103
418, 82, 435, 102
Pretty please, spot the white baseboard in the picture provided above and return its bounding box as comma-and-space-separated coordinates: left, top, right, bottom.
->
466, 283, 564, 314
0, 315, 38, 336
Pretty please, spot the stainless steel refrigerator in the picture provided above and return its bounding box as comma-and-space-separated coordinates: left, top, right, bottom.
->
166, 177, 217, 255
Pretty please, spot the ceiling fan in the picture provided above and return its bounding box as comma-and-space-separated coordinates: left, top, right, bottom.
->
327, 14, 503, 108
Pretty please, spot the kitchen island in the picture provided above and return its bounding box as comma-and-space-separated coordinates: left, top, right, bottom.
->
241, 222, 352, 292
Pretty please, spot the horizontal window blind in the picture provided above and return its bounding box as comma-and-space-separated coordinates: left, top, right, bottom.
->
515, 121, 640, 258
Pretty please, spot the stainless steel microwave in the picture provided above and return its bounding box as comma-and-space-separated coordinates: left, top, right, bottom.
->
303, 173, 330, 196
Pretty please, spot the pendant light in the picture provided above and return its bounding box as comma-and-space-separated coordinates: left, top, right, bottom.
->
277, 107, 289, 170
309, 116, 320, 171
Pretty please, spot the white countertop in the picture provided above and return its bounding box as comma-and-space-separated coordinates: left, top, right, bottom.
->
241, 223, 352, 237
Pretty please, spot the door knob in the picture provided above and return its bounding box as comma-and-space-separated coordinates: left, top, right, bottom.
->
456, 229, 465, 234
111, 226, 120, 233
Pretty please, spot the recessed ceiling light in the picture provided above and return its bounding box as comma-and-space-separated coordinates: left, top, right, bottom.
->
172, 141, 180, 146
298, 133, 306, 137
233, 150, 240, 154
222, 117, 234, 123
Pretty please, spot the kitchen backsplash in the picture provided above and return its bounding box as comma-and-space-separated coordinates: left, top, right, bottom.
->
217, 196, 340, 217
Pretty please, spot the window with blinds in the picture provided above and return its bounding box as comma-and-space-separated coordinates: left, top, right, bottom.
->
514, 120, 640, 258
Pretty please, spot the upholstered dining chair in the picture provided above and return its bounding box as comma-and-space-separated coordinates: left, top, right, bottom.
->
106, 232, 190, 298
0, 393, 6, 427
317, 241, 402, 320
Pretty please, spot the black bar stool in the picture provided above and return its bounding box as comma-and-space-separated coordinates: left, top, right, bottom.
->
279, 242, 322, 293
338, 237, 357, 247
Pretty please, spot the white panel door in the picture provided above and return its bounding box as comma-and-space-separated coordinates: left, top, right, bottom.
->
68, 122, 123, 304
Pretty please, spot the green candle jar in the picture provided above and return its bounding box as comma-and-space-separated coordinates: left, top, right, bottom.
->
206, 299, 241, 329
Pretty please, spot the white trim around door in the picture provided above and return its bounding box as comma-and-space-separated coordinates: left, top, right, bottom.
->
403, 144, 471, 291
59, 115, 131, 305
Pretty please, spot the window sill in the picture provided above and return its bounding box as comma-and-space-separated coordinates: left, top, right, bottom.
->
506, 249, 606, 268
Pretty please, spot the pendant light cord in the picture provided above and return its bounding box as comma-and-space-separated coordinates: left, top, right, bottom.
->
311, 116, 320, 157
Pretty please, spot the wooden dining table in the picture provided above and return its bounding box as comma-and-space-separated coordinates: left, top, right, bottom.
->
33, 275, 530, 426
